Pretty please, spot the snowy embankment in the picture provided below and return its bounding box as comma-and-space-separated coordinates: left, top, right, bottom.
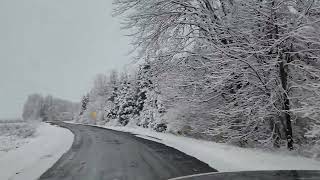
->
107, 126, 320, 172
68, 122, 320, 172
0, 122, 74, 180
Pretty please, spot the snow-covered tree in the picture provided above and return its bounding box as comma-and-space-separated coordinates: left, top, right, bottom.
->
22, 94, 79, 121
79, 94, 90, 116
113, 0, 320, 150
22, 94, 43, 121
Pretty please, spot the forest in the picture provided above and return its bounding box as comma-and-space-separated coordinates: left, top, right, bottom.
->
24, 0, 320, 157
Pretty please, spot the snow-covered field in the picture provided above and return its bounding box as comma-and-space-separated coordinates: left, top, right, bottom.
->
0, 122, 37, 157
68, 122, 320, 172
0, 122, 74, 180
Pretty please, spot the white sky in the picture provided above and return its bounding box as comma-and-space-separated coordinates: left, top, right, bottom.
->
0, 0, 132, 119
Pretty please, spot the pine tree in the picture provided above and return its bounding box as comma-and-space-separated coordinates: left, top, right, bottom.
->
80, 94, 89, 116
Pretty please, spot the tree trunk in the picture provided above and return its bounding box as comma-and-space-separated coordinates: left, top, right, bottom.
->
271, 0, 293, 150
279, 59, 294, 150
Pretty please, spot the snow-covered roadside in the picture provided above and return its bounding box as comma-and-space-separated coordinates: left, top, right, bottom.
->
67, 122, 320, 172
0, 136, 29, 157
0, 122, 37, 157
107, 126, 320, 171
0, 122, 74, 180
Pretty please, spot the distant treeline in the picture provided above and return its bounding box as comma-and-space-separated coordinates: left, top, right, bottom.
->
22, 94, 80, 121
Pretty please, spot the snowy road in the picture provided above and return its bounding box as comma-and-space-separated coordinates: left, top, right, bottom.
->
39, 122, 215, 180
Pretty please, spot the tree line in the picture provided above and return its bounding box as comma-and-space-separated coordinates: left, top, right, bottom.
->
22, 94, 79, 122
77, 0, 320, 157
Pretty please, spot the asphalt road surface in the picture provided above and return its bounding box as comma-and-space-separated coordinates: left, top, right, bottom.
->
39, 122, 216, 180
169, 170, 320, 180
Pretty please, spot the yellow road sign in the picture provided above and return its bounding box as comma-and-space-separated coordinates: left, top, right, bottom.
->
90, 112, 97, 120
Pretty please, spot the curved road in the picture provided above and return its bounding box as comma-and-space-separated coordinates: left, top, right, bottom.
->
39, 122, 216, 180
169, 170, 320, 180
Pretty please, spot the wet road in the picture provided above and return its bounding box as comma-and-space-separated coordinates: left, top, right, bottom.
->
39, 123, 215, 180
169, 170, 320, 180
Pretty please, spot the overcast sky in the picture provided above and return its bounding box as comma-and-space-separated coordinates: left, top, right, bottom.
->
0, 0, 132, 119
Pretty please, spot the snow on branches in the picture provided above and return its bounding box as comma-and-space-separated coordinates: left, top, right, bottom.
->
111, 0, 320, 151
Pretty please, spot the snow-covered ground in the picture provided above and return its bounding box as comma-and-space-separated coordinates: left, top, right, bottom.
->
0, 122, 74, 180
0, 121, 38, 158
68, 122, 320, 172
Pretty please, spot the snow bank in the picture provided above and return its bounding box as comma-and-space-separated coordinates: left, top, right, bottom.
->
74, 122, 320, 172
0, 122, 74, 180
